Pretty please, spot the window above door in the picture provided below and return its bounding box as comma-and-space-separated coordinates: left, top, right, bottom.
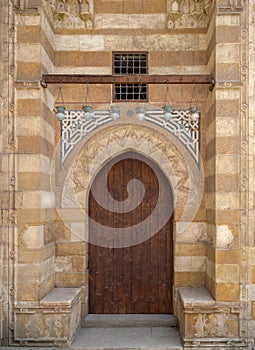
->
113, 52, 148, 102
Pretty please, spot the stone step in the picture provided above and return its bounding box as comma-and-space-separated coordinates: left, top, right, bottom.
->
71, 326, 183, 350
83, 314, 178, 328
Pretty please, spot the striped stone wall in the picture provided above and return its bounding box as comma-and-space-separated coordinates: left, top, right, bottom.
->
246, 0, 255, 339
213, 6, 242, 303
49, 14, 210, 305
0, 0, 9, 344
205, 6, 216, 298
2, 0, 255, 346
0, 0, 18, 344
15, 5, 56, 303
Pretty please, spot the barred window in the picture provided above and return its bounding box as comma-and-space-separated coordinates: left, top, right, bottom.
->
113, 52, 148, 101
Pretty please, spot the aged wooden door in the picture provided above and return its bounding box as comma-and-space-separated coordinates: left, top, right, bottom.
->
89, 153, 173, 314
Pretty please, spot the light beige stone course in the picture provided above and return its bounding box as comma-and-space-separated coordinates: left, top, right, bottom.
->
22, 225, 44, 249
95, 14, 166, 29
216, 117, 239, 137
175, 256, 206, 272
216, 44, 241, 62
216, 154, 239, 174
216, 14, 240, 26
16, 44, 41, 62
215, 264, 239, 283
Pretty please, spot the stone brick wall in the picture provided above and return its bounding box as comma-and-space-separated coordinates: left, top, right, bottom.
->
0, 0, 5, 342
1, 0, 255, 347
44, 2, 211, 312
0, 0, 16, 344
246, 0, 255, 340
15, 5, 56, 303
205, 6, 216, 298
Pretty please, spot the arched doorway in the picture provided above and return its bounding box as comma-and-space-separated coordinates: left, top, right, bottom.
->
88, 152, 174, 314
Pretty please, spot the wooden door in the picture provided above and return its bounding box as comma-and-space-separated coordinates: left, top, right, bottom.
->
89, 153, 173, 314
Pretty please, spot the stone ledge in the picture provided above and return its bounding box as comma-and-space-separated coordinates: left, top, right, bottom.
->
179, 287, 215, 308
40, 287, 81, 308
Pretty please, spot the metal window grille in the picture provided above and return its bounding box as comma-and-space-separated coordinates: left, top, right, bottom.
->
114, 53, 147, 75
113, 52, 148, 101
114, 83, 147, 101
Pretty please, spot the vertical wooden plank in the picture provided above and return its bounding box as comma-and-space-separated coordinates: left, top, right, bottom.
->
132, 157, 143, 313
88, 154, 173, 314
109, 160, 119, 314
141, 160, 152, 313
114, 159, 125, 314
158, 169, 167, 313
120, 156, 129, 313
88, 180, 98, 313
123, 157, 136, 313
149, 164, 160, 313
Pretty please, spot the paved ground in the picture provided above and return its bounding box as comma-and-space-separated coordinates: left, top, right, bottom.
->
1, 315, 183, 350
71, 326, 183, 349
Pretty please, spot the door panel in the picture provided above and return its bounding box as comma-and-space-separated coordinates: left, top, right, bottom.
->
89, 153, 173, 314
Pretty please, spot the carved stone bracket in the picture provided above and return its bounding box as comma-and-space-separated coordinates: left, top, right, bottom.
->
44, 0, 94, 28
167, 0, 214, 29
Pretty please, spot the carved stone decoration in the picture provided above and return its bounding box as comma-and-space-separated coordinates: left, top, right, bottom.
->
61, 109, 113, 164
44, 0, 94, 29
145, 109, 200, 165
54, 122, 204, 246
13, 0, 40, 10
167, 0, 214, 29
61, 108, 200, 165
217, 0, 244, 13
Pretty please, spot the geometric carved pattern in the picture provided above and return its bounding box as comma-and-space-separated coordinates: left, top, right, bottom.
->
61, 108, 200, 165
61, 109, 112, 163
145, 109, 200, 165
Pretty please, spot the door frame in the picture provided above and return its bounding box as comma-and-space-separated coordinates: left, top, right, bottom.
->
87, 151, 174, 314
60, 122, 202, 319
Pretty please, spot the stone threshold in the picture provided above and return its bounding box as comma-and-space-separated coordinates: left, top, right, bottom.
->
71, 326, 183, 350
82, 314, 178, 328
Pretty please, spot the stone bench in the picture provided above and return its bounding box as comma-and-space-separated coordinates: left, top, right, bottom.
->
15, 288, 81, 346
177, 287, 243, 348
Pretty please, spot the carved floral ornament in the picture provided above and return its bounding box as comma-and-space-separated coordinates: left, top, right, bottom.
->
42, 0, 215, 29
167, 0, 214, 29
45, 0, 94, 27
17, 0, 243, 28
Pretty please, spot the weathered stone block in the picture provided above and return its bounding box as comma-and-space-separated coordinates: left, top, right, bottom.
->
215, 283, 240, 302
175, 243, 206, 256
216, 264, 239, 283
16, 25, 41, 43
55, 51, 111, 67
56, 242, 87, 256
178, 287, 241, 348
16, 62, 41, 81
175, 272, 205, 287
55, 272, 85, 288
216, 249, 240, 264
216, 26, 241, 43
15, 288, 81, 345
216, 63, 240, 81
16, 99, 41, 117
